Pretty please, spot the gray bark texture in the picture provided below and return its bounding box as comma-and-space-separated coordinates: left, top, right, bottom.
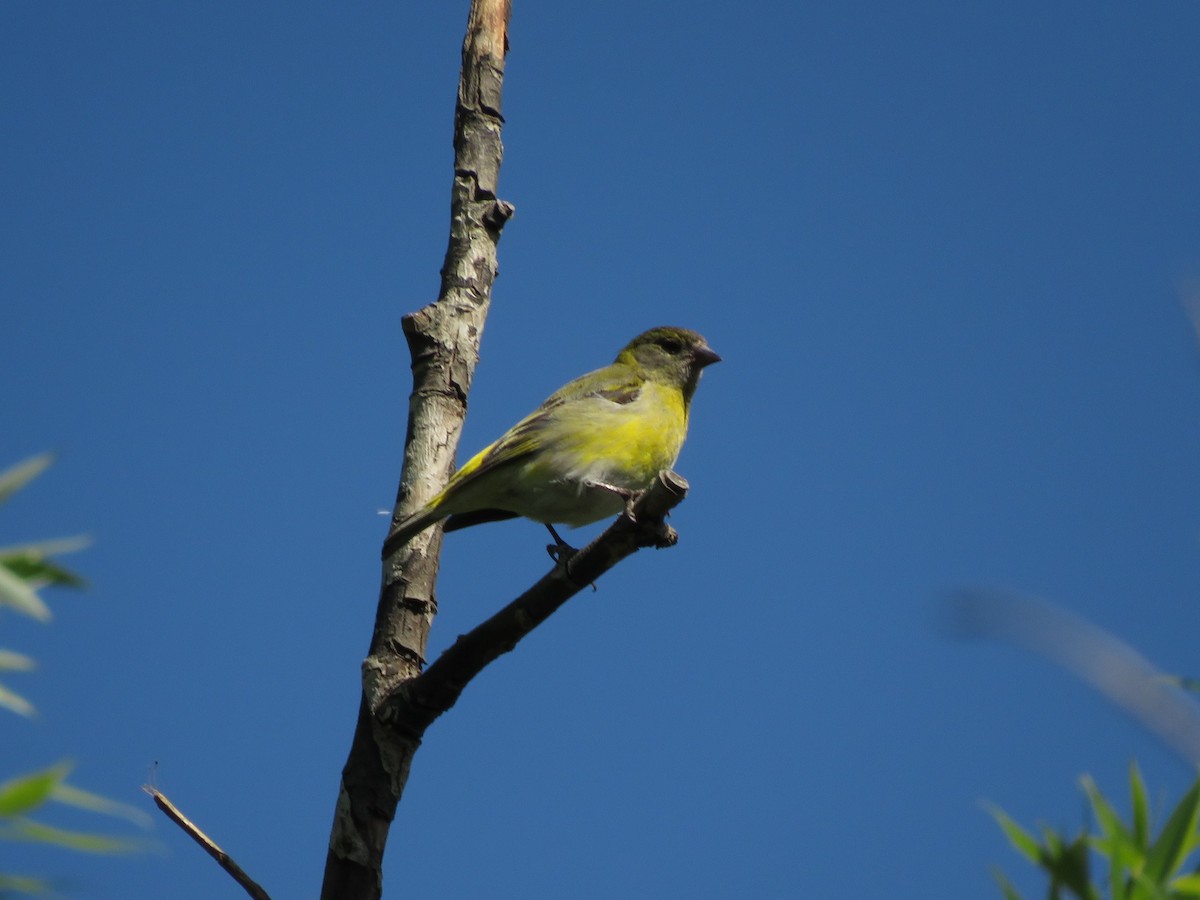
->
319, 3, 689, 897
319, 3, 512, 897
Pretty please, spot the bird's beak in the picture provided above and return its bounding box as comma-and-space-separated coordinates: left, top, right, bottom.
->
694, 343, 722, 368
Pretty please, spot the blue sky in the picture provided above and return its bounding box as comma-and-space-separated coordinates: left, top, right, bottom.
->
5, 2, 1200, 897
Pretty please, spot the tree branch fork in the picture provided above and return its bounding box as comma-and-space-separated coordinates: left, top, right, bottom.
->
371, 470, 690, 736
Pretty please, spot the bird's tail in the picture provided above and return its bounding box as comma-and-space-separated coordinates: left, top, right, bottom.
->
380, 505, 445, 559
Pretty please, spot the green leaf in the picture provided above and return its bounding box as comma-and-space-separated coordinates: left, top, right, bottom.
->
1144, 778, 1200, 883
1171, 873, 1200, 896
0, 873, 52, 895
0, 818, 143, 854
51, 782, 154, 828
0, 555, 87, 590
1083, 774, 1136, 847
0, 764, 72, 817
993, 868, 1025, 900
0, 651, 39, 714
0, 566, 50, 622
1128, 868, 1175, 900
0, 682, 35, 717
1046, 832, 1098, 900
1130, 762, 1150, 853
987, 804, 1044, 864
0, 651, 35, 673
1039, 825, 1068, 865
0, 455, 53, 505
1081, 773, 1141, 897
990, 866, 1025, 900
1159, 675, 1200, 696
0, 535, 92, 561
1093, 833, 1131, 900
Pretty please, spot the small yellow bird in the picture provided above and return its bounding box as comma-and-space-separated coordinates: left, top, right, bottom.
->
382, 326, 720, 557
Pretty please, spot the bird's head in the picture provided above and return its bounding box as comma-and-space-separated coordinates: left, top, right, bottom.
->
617, 326, 721, 403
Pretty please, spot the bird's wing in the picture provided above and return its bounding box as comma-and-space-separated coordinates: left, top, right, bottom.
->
446, 362, 643, 489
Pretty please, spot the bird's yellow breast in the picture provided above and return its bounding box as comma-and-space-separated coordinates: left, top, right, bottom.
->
432, 378, 691, 529
551, 380, 688, 487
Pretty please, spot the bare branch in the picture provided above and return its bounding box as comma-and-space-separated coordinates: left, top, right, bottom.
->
145, 787, 271, 900
322, 4, 698, 899
382, 472, 689, 732
320, 1, 512, 898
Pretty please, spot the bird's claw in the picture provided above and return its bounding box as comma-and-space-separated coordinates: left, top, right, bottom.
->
544, 524, 596, 591
582, 478, 643, 522
544, 523, 577, 556
545, 541, 578, 565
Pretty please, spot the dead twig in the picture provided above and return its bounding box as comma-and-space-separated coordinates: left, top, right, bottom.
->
144, 786, 272, 900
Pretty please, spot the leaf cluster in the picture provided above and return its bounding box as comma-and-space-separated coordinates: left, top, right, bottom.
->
991, 762, 1200, 900
0, 454, 89, 716
1, 455, 149, 897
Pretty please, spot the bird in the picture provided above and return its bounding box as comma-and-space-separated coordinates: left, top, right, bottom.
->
381, 326, 720, 558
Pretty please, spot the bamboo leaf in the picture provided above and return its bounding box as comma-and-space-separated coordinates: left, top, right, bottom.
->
1048, 832, 1098, 900
0, 650, 35, 672
0, 873, 52, 895
0, 681, 36, 717
987, 804, 1044, 864
1159, 675, 1200, 696
51, 782, 154, 828
0, 535, 92, 560
1097, 834, 1130, 900
990, 866, 1025, 900
0, 455, 53, 504
1128, 869, 1172, 900
0, 763, 72, 817
1083, 774, 1135, 847
0, 555, 87, 590
0, 818, 144, 854
1081, 773, 1141, 898
1144, 778, 1200, 882
1130, 761, 1150, 853
0, 565, 51, 622
1171, 872, 1200, 896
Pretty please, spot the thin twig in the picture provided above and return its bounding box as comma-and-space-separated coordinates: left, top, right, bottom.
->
144, 786, 272, 900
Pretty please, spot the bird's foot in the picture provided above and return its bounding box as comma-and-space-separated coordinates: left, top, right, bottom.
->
544, 524, 597, 592
544, 523, 578, 562
583, 479, 641, 523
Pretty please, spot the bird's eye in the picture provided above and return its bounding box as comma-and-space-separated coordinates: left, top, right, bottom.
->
657, 336, 683, 354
